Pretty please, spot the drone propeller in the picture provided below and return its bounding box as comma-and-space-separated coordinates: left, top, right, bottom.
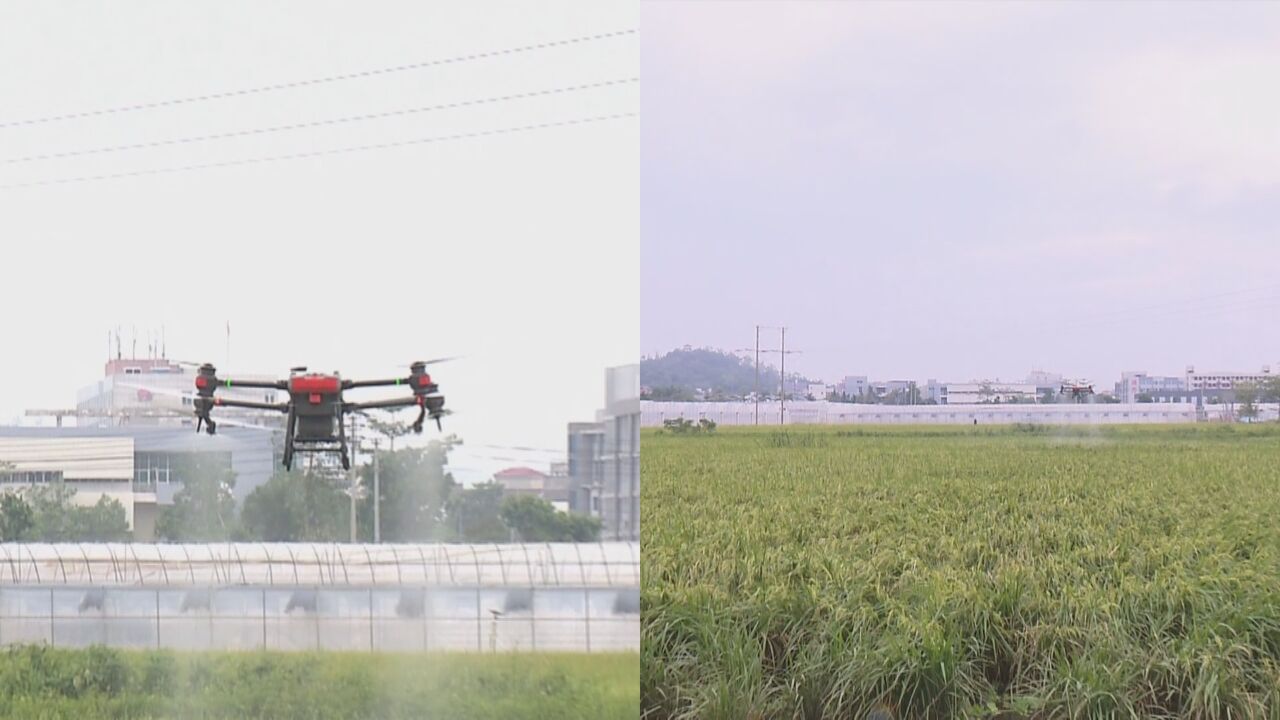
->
366, 357, 464, 375
418, 355, 463, 366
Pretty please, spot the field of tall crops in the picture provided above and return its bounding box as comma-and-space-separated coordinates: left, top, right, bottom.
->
0, 646, 638, 719
642, 424, 1280, 719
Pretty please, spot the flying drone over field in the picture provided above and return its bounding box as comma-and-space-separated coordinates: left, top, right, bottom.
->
1060, 380, 1094, 402
131, 361, 448, 471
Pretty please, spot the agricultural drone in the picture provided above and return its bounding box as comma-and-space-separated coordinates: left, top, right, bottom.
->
1060, 381, 1094, 403
187, 361, 447, 471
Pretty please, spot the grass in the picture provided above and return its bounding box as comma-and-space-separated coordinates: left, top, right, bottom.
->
0, 644, 638, 719
641, 424, 1280, 719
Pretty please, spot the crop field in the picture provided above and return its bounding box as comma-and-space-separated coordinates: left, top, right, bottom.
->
642, 424, 1280, 719
0, 646, 638, 719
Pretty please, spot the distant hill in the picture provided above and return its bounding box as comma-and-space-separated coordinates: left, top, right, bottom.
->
642, 348, 771, 400
641, 347, 807, 400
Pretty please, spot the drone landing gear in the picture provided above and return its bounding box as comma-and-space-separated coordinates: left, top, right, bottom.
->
196, 416, 217, 435
282, 411, 297, 471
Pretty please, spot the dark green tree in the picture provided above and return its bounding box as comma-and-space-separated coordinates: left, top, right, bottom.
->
1236, 382, 1260, 421
23, 483, 130, 541
76, 496, 132, 541
156, 453, 237, 541
241, 468, 349, 541
0, 492, 34, 541
564, 513, 603, 541
500, 495, 602, 542
358, 438, 459, 542
446, 481, 508, 542
1260, 377, 1280, 405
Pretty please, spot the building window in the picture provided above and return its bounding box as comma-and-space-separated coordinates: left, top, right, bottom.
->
134, 453, 173, 489
1, 470, 63, 484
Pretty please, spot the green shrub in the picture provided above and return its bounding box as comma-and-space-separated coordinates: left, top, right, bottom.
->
0, 647, 637, 719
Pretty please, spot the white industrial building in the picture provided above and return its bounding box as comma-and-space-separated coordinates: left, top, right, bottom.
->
0, 426, 276, 540
65, 357, 283, 429
641, 400, 1207, 427
922, 380, 1039, 405
1184, 364, 1277, 391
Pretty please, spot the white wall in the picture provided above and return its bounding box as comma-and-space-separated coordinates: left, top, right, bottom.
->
0, 436, 136, 528
642, 401, 1208, 427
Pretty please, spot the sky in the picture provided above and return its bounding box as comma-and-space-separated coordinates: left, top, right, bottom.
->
0, 1, 638, 484
641, 1, 1280, 388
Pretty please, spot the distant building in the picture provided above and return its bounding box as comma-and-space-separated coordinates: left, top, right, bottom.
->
564, 365, 639, 542
642, 400, 1206, 426
1118, 371, 1187, 403
542, 461, 572, 505
69, 357, 284, 430
492, 467, 547, 497
567, 421, 604, 516
1136, 389, 1232, 405
1185, 365, 1276, 392
940, 381, 1038, 405
597, 365, 639, 542
0, 425, 275, 540
1025, 369, 1064, 388
840, 376, 869, 398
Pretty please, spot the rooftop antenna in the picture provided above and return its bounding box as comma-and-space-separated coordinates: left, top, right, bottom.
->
115, 327, 121, 359
131, 325, 137, 360
162, 325, 166, 359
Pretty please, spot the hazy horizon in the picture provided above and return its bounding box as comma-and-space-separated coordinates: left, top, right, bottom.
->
642, 1, 1280, 389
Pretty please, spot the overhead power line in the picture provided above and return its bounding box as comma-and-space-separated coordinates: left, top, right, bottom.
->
3, 78, 639, 165
0, 112, 637, 190
0, 29, 638, 130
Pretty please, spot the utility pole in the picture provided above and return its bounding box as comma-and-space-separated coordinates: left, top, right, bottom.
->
752, 325, 802, 426
780, 327, 786, 425
349, 413, 359, 543
373, 438, 381, 544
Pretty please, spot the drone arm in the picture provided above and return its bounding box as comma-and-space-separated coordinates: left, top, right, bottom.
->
215, 378, 288, 390
344, 378, 410, 390
345, 397, 421, 411
347, 395, 445, 433
208, 398, 290, 412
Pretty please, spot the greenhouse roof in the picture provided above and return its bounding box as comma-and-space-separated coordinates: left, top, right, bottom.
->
0, 542, 639, 588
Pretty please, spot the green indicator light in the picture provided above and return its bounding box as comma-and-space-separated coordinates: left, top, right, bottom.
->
225, 379, 232, 388
395, 378, 401, 385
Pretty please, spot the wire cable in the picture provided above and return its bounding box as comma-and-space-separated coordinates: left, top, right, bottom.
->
0, 29, 638, 129
0, 112, 637, 190
3, 78, 639, 165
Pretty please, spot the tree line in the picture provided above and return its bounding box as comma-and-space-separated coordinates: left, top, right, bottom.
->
0, 439, 600, 544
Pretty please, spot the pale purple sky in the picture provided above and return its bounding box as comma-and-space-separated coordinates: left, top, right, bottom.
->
641, 1, 1280, 387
